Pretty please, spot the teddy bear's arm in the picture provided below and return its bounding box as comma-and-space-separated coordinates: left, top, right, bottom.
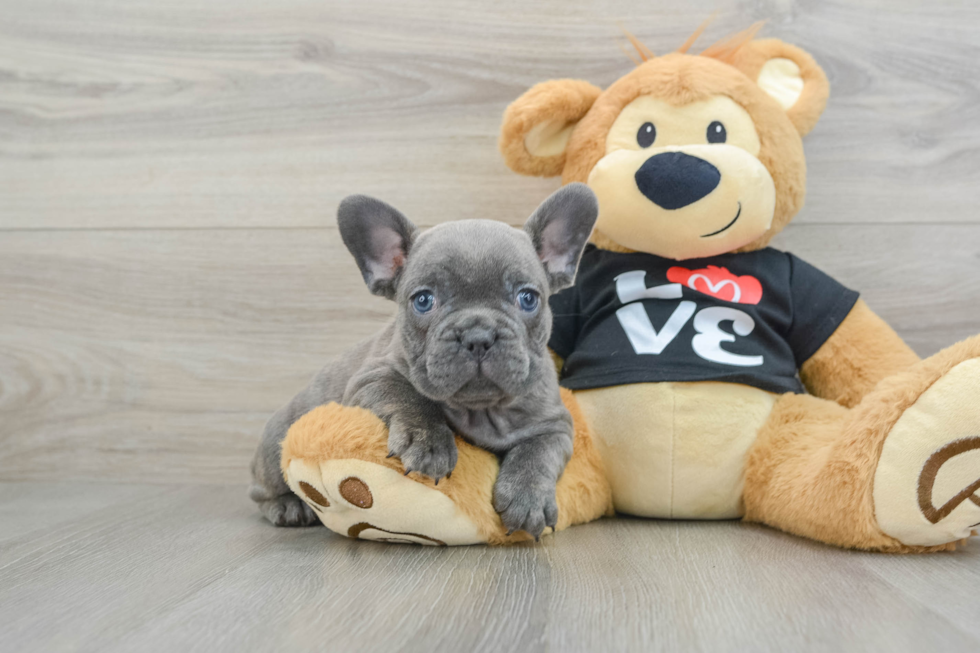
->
799, 299, 919, 408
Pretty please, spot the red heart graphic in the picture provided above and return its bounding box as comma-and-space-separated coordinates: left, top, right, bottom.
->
666, 265, 763, 305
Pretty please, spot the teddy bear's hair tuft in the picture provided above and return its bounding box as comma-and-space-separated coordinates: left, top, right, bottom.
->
620, 19, 766, 66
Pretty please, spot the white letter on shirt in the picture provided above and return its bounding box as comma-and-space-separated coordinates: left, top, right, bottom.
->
615, 270, 683, 304
615, 270, 692, 355
616, 301, 697, 355
691, 307, 764, 367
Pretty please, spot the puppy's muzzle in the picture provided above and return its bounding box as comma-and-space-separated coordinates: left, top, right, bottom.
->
424, 310, 530, 401
634, 151, 721, 210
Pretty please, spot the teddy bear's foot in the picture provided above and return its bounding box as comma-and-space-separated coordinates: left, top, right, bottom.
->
284, 455, 486, 546
874, 357, 980, 547
744, 335, 980, 552
279, 393, 613, 546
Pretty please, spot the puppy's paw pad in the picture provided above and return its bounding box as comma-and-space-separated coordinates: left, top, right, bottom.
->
261, 493, 320, 527
494, 478, 558, 540
390, 423, 458, 481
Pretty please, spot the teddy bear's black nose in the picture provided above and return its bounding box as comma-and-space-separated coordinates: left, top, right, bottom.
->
634, 151, 721, 210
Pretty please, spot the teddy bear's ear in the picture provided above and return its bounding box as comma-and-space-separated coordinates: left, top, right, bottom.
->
731, 39, 829, 136
499, 79, 602, 177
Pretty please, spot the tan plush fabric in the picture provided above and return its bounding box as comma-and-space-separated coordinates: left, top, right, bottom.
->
285, 455, 486, 546
499, 79, 602, 178
800, 299, 920, 408
587, 140, 776, 259
874, 358, 980, 546
575, 381, 776, 519
560, 53, 809, 254
281, 389, 613, 545
498, 38, 828, 256
729, 39, 830, 137
744, 335, 980, 552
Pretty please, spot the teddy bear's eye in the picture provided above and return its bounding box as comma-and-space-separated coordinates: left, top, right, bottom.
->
707, 121, 727, 144
636, 122, 656, 148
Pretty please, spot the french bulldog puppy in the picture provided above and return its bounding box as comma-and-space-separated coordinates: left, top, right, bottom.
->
250, 184, 599, 539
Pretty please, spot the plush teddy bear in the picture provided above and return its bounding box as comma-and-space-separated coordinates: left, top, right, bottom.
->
281, 26, 979, 551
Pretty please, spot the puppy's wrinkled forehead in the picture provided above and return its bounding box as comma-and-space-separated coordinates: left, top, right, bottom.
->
401, 220, 544, 297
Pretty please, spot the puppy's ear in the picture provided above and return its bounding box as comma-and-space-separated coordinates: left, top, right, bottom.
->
523, 183, 598, 292
337, 195, 418, 300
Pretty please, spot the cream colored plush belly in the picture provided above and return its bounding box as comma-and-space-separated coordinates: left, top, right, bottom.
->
574, 382, 776, 519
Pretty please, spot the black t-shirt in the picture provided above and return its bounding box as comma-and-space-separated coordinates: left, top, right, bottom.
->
549, 245, 859, 395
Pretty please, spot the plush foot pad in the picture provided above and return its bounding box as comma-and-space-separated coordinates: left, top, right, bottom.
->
284, 457, 486, 546
280, 395, 613, 546
874, 358, 980, 546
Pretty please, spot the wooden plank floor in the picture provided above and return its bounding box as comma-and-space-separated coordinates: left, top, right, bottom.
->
1, 0, 979, 651
0, 483, 978, 653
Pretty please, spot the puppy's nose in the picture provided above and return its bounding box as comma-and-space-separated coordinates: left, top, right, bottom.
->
460, 328, 496, 360
634, 151, 720, 210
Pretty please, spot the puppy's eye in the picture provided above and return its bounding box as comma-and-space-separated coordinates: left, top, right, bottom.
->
707, 121, 727, 143
412, 291, 435, 314
636, 122, 656, 148
516, 289, 539, 313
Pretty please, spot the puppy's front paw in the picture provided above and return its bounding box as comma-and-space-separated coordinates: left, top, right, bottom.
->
388, 420, 458, 483
493, 474, 559, 540
260, 493, 320, 527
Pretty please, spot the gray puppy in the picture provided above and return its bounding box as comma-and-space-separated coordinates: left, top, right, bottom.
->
249, 183, 598, 538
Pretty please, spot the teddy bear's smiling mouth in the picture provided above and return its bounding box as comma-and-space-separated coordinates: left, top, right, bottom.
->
700, 202, 742, 238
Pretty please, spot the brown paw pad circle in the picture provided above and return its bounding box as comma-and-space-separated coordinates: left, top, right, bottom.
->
339, 476, 373, 509
298, 481, 329, 509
